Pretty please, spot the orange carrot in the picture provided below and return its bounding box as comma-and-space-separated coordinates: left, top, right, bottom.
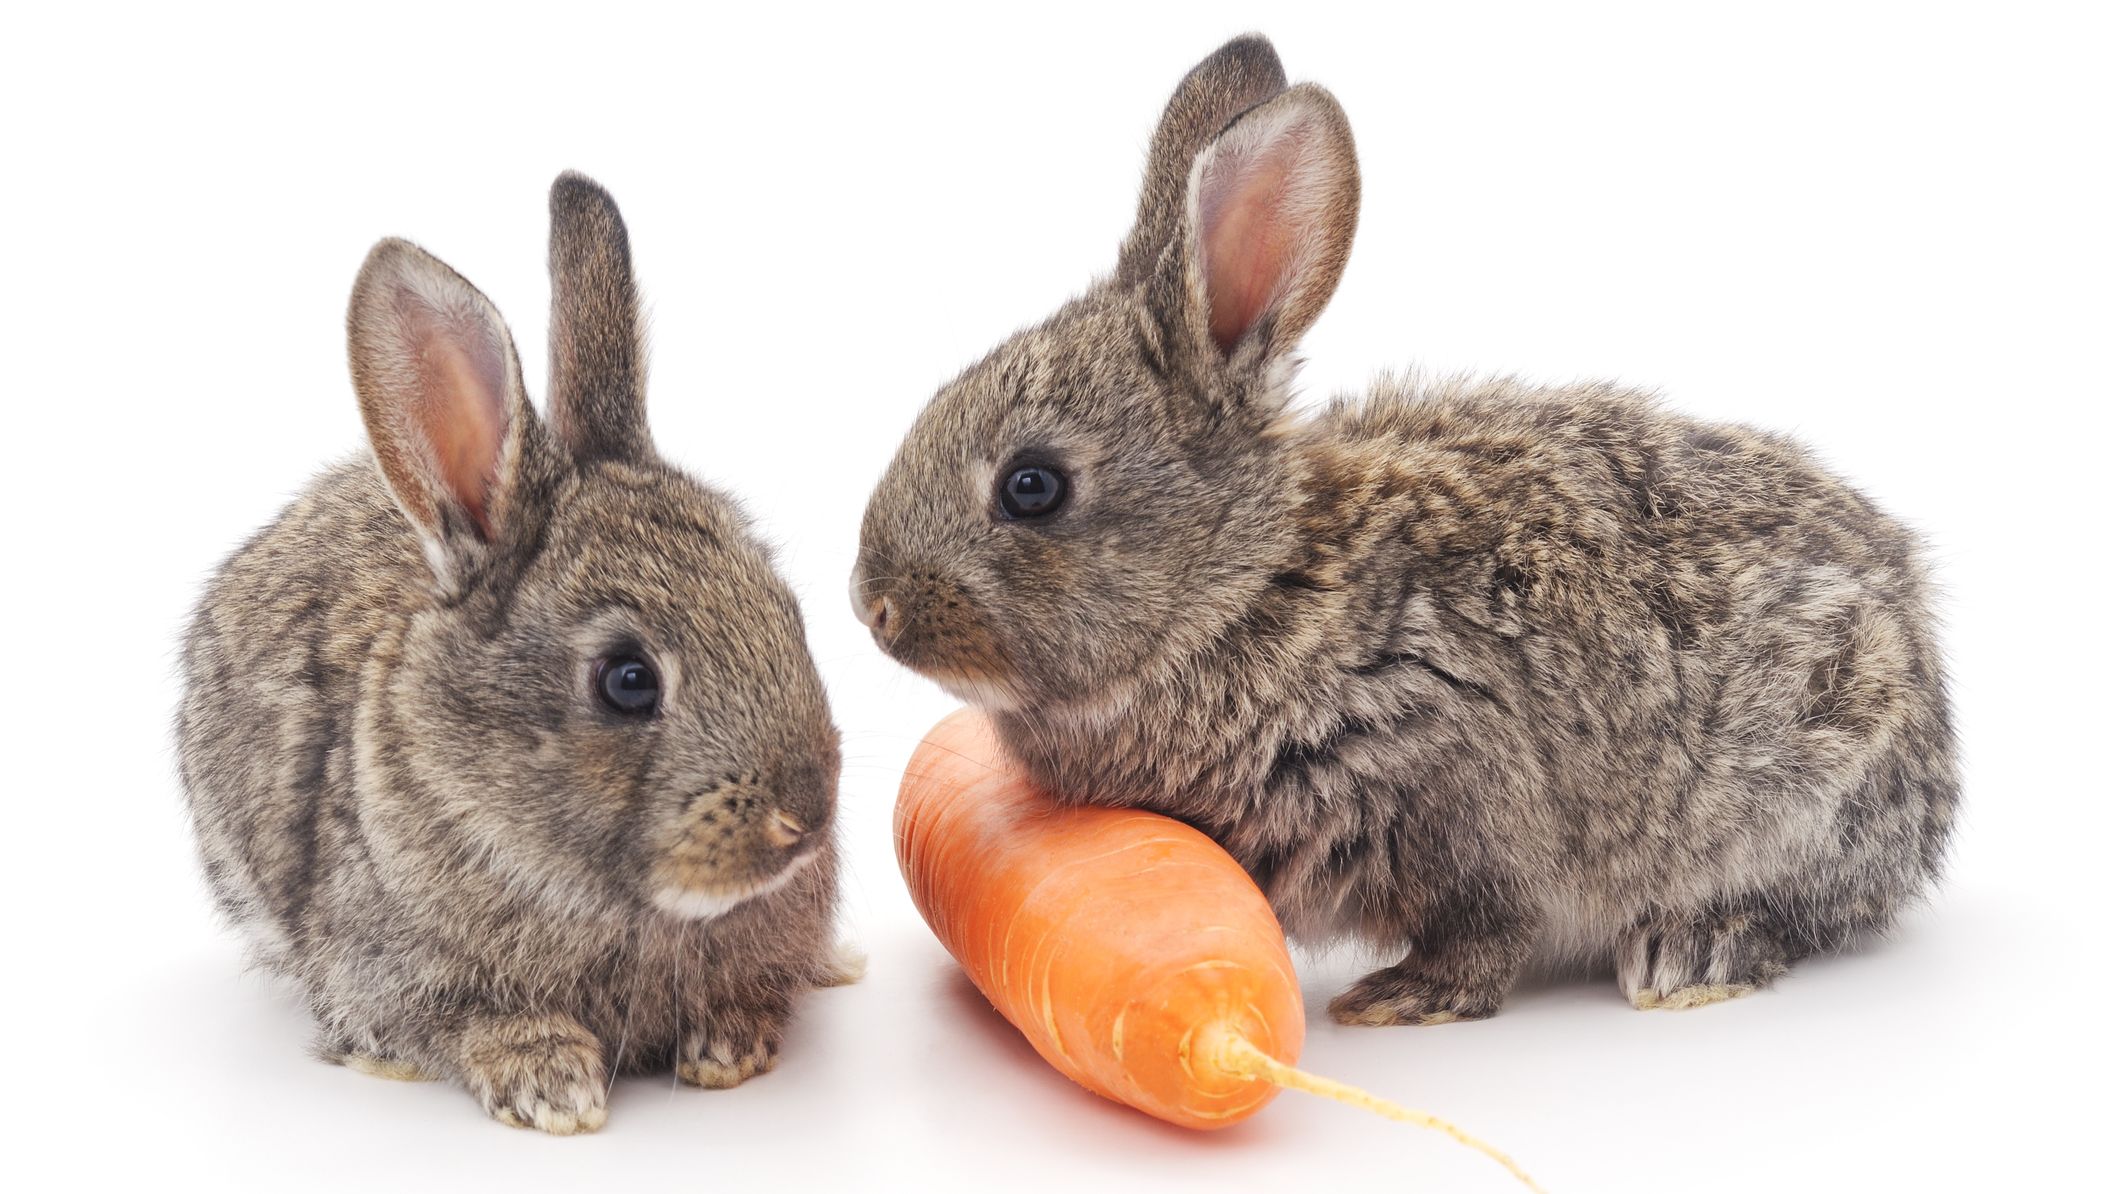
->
896, 709, 1543, 1189
897, 707, 1304, 1128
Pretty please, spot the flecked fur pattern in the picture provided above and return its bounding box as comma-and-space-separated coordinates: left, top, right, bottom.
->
854, 36, 1958, 1025
178, 174, 847, 1132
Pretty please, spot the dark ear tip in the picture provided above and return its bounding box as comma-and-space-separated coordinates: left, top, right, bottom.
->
550, 170, 621, 223
1203, 32, 1286, 89
1218, 32, 1279, 61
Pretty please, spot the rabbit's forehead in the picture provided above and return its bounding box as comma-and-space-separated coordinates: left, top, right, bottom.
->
529, 468, 798, 640
924, 305, 1181, 457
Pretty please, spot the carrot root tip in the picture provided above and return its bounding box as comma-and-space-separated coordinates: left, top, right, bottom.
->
1206, 1031, 1546, 1194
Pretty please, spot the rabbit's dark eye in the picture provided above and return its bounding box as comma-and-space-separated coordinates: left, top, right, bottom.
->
998, 464, 1068, 519
595, 655, 660, 715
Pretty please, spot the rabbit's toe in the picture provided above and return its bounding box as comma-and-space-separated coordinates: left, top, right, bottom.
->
460, 1013, 609, 1135
678, 1039, 780, 1094
1328, 966, 1503, 1027
490, 1096, 608, 1136
677, 1014, 784, 1089
1629, 982, 1755, 1011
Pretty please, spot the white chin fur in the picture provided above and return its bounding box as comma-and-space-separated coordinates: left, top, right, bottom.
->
653, 851, 817, 921
933, 670, 1023, 712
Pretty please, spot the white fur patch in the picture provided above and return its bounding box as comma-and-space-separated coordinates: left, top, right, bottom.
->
652, 850, 818, 921
933, 669, 1026, 712
823, 940, 868, 986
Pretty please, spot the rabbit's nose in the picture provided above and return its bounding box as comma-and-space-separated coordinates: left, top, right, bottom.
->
857, 592, 895, 637
848, 569, 893, 632
763, 808, 809, 850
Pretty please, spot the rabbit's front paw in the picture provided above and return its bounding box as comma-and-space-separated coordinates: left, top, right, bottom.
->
676, 1006, 785, 1090
1329, 965, 1505, 1027
460, 1013, 609, 1135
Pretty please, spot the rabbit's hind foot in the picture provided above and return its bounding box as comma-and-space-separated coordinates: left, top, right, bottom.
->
338, 1051, 437, 1081
1616, 903, 1793, 1012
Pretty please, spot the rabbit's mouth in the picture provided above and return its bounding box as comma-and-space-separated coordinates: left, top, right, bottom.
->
650, 849, 819, 921
647, 784, 828, 919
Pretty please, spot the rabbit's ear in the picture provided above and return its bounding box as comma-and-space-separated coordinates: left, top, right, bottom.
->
1115, 34, 1287, 284
546, 172, 651, 464
1177, 83, 1359, 363
347, 238, 535, 585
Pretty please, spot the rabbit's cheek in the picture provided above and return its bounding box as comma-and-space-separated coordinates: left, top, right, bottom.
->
644, 781, 819, 920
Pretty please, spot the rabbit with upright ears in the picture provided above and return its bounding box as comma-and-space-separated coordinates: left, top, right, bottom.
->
179, 173, 851, 1133
854, 35, 1958, 1023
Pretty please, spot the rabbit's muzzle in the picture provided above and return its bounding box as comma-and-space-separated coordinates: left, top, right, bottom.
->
647, 772, 827, 920
850, 567, 1015, 700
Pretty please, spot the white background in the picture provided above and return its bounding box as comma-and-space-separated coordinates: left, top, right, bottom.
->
5, 3, 2116, 1190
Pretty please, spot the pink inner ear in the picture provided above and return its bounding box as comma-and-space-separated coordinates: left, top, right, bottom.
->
416, 327, 508, 540
1201, 134, 1303, 353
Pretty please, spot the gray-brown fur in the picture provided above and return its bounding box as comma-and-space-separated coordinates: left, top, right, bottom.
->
854, 36, 1958, 1024
178, 173, 847, 1133
548, 174, 651, 463
1115, 32, 1287, 285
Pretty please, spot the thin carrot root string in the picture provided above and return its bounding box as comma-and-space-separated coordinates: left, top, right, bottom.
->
1212, 1034, 1547, 1194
